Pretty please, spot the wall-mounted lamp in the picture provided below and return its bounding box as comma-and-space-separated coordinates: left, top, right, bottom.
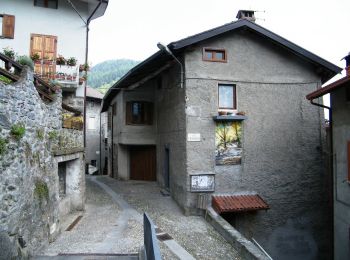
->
157, 42, 184, 88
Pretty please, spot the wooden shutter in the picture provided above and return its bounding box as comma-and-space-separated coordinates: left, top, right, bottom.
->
2, 15, 15, 39
30, 34, 57, 77
348, 141, 350, 182
144, 102, 153, 125
126, 102, 132, 124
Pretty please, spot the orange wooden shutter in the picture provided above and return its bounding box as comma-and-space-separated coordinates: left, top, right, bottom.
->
43, 35, 57, 61
30, 34, 57, 77
2, 15, 15, 39
145, 102, 153, 125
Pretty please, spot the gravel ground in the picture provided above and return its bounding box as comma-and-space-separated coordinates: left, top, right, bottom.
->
98, 176, 241, 260
38, 177, 143, 256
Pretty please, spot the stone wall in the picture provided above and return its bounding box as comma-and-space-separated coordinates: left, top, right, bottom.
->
0, 67, 84, 258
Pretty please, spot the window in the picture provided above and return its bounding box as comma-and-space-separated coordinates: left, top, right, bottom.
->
34, 0, 58, 9
0, 14, 15, 39
126, 101, 153, 125
218, 84, 236, 109
88, 117, 96, 130
203, 48, 227, 62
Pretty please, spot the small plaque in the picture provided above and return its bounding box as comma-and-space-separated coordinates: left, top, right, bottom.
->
187, 133, 201, 142
190, 174, 215, 192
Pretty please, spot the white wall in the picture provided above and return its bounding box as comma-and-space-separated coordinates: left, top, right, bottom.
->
0, 0, 88, 63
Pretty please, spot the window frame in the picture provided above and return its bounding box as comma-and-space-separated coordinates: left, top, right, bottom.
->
203, 47, 227, 63
126, 101, 153, 125
218, 84, 237, 110
34, 0, 58, 9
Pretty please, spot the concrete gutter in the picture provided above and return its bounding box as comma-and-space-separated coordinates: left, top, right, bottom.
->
205, 207, 270, 260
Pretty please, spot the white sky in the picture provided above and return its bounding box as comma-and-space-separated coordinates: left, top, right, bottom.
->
90, 0, 350, 71
89, 0, 350, 113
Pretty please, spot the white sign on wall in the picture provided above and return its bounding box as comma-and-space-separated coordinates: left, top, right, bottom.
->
187, 133, 201, 142
190, 175, 215, 192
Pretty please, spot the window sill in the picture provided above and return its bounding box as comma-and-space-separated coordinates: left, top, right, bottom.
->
213, 115, 247, 121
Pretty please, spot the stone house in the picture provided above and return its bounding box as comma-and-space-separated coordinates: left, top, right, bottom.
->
306, 53, 350, 260
0, 0, 108, 258
85, 87, 104, 171
101, 11, 341, 259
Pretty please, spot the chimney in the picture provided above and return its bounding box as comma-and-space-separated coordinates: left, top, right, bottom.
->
343, 52, 350, 76
236, 10, 256, 22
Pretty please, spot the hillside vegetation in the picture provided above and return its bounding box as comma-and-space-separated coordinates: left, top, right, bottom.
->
89, 59, 139, 94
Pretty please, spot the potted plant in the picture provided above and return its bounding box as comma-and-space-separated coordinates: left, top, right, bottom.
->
66, 57, 77, 67
44, 55, 54, 65
79, 63, 90, 72
2, 47, 16, 70
30, 52, 40, 63
56, 55, 66, 66
79, 77, 84, 85
2, 47, 16, 60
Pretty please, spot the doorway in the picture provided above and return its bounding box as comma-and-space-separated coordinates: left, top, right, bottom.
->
164, 147, 170, 189
130, 146, 156, 181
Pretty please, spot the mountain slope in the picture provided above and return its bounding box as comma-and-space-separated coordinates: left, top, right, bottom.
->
88, 59, 139, 93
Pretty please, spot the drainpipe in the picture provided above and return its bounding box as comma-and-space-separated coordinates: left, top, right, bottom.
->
309, 97, 333, 258
66, 0, 103, 148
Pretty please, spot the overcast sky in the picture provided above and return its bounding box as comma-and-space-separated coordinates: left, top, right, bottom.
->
89, 0, 350, 72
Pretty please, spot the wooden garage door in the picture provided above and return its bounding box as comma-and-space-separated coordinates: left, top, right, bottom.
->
130, 146, 156, 181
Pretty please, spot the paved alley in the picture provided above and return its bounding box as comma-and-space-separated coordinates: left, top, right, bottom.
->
36, 176, 240, 260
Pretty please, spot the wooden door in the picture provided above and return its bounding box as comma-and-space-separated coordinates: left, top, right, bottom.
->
130, 146, 156, 181
30, 34, 57, 78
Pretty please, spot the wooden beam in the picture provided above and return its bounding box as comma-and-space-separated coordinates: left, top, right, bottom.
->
0, 67, 19, 82
128, 63, 172, 90
0, 53, 56, 93
62, 103, 82, 115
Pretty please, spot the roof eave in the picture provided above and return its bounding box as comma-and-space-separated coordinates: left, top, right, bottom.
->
101, 50, 165, 112
306, 75, 350, 100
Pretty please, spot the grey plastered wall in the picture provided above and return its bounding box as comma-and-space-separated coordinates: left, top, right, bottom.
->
331, 87, 350, 260
155, 66, 187, 208
184, 30, 330, 259
86, 98, 102, 166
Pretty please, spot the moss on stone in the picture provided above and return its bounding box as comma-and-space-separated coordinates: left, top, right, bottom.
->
48, 131, 58, 140
0, 137, 7, 155
10, 123, 26, 140
34, 181, 49, 202
36, 129, 44, 140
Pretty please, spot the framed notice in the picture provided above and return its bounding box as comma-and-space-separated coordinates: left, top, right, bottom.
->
190, 174, 215, 192
187, 133, 201, 142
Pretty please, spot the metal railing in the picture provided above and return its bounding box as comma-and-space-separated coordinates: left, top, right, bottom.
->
143, 213, 161, 260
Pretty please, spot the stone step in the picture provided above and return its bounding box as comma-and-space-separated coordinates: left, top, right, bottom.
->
33, 254, 139, 260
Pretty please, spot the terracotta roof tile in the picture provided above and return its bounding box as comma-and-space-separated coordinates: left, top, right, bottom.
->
212, 194, 269, 213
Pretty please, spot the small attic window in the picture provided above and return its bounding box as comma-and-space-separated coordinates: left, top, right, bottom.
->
203, 48, 227, 62
34, 0, 58, 9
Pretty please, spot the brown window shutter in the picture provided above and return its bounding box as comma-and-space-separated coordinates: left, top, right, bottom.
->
145, 102, 153, 125
348, 141, 350, 182
2, 15, 15, 39
126, 102, 132, 124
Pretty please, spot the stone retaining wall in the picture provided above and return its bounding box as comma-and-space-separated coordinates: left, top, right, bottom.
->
0, 67, 84, 258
